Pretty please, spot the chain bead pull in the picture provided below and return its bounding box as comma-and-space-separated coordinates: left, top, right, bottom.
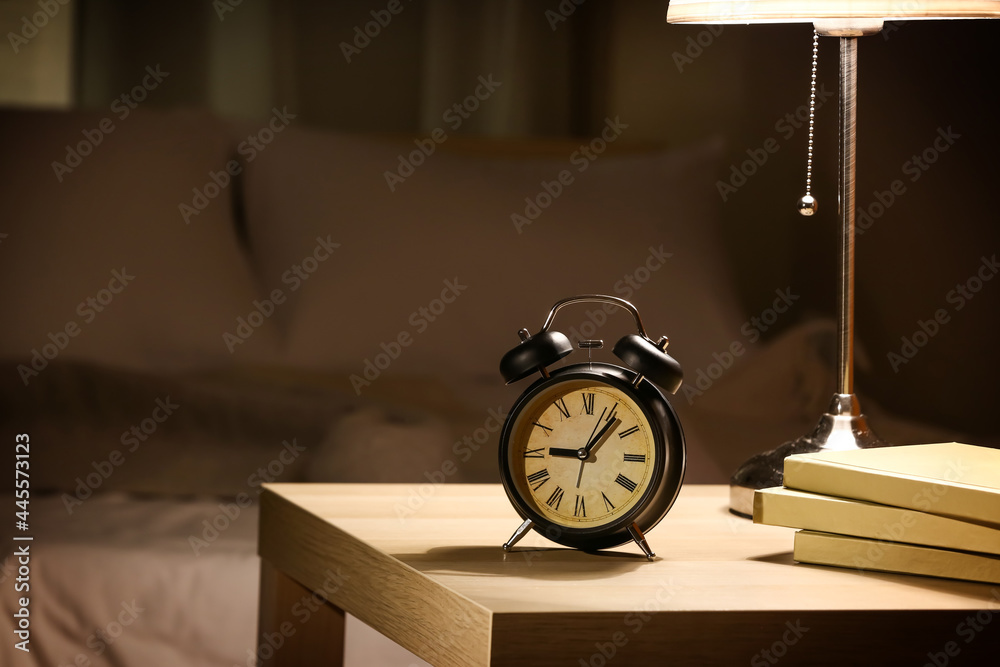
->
797, 30, 820, 217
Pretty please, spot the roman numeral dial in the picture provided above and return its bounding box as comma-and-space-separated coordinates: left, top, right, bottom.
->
512, 379, 657, 529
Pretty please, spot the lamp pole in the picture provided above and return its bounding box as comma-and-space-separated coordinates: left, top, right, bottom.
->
729, 27, 888, 517
837, 36, 857, 398
819, 30, 885, 448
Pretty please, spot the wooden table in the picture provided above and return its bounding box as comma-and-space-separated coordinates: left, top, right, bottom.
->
257, 484, 1000, 666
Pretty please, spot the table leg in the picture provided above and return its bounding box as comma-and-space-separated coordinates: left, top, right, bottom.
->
258, 558, 346, 667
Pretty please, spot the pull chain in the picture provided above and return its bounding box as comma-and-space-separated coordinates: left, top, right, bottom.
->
797, 29, 819, 216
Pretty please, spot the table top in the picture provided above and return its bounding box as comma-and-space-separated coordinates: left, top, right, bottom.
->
258, 483, 1000, 666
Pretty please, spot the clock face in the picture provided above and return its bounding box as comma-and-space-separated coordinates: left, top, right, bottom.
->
506, 378, 658, 530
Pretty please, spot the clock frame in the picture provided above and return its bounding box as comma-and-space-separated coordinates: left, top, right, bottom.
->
499, 363, 685, 554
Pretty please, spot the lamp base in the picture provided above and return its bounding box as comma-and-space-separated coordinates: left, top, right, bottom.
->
728, 393, 889, 517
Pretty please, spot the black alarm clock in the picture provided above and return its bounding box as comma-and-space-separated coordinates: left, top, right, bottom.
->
497, 295, 686, 559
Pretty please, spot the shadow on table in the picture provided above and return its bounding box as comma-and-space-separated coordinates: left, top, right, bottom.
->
394, 545, 654, 580
750, 551, 796, 566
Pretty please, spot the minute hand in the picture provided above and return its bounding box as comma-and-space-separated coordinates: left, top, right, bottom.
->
583, 417, 620, 454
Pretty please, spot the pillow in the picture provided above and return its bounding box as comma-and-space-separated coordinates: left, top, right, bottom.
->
0, 360, 339, 496
0, 108, 280, 375
302, 405, 455, 484
0, 360, 483, 495
241, 128, 745, 392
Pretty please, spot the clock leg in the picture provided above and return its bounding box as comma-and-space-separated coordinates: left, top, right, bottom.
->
628, 523, 656, 560
502, 518, 534, 551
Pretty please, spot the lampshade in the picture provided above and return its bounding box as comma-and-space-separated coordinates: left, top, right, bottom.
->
666, 0, 1000, 24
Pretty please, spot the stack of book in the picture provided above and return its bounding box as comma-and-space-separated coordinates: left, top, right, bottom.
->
753, 442, 1000, 584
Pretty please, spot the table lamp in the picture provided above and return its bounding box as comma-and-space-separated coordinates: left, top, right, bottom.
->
665, 0, 1000, 515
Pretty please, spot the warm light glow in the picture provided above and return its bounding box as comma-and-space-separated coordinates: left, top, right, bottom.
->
666, 0, 1000, 23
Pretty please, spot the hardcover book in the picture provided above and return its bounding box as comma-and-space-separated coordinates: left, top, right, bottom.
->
754, 486, 1000, 556
794, 530, 1000, 585
781, 442, 1000, 527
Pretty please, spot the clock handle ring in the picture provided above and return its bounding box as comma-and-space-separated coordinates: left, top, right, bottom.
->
539, 294, 650, 339
538, 295, 682, 393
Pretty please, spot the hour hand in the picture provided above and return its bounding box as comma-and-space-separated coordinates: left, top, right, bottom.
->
548, 447, 579, 458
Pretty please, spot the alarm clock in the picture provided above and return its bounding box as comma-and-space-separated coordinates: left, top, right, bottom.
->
498, 295, 686, 559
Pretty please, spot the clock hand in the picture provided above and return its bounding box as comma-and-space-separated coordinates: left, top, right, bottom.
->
584, 417, 620, 454
582, 407, 608, 447
576, 418, 621, 489
548, 447, 579, 458
548, 407, 612, 460
551, 419, 619, 460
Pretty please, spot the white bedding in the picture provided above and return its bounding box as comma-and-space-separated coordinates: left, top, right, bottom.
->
1, 493, 258, 667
